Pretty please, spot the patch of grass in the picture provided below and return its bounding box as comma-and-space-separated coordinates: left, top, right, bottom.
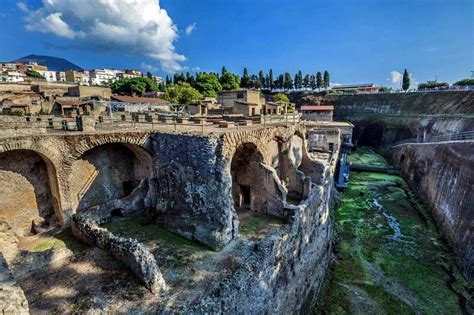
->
317, 148, 467, 314
32, 237, 66, 252
238, 211, 285, 239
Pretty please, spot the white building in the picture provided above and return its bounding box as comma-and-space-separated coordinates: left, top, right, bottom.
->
56, 71, 66, 82
89, 69, 124, 85
37, 70, 57, 82
6, 71, 25, 83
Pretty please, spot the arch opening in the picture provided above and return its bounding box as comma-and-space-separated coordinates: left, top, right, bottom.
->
70, 143, 154, 212
0, 149, 61, 236
231, 143, 265, 212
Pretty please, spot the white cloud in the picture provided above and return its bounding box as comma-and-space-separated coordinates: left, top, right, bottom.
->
17, 1, 29, 13
185, 23, 196, 36
141, 61, 160, 73
21, 0, 185, 73
390, 71, 402, 85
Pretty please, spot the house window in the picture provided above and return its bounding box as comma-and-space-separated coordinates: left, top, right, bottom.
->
237, 92, 244, 99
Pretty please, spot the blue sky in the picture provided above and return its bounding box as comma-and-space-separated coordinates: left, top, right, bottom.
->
0, 0, 473, 87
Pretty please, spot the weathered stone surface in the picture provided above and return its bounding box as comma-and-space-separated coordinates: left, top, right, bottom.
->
0, 253, 29, 315
72, 213, 166, 293
393, 142, 474, 280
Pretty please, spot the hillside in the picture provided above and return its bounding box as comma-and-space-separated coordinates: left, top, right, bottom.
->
14, 54, 83, 72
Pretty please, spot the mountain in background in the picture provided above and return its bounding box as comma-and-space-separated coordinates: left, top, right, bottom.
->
14, 54, 83, 72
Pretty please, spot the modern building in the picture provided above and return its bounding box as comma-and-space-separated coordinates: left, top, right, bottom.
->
56, 71, 66, 82
89, 69, 123, 86
36, 70, 57, 82
331, 83, 379, 94
5, 71, 25, 83
300, 105, 334, 122
65, 70, 90, 85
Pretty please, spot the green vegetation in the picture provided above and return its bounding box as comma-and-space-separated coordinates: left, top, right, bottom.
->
317, 148, 470, 314
323, 70, 330, 88
273, 92, 290, 104
220, 71, 241, 90
110, 77, 158, 95
238, 210, 285, 240
453, 78, 474, 86
104, 216, 211, 268
163, 82, 202, 105
402, 69, 410, 91
195, 72, 222, 97
26, 69, 45, 79
348, 147, 389, 167
0, 109, 24, 116
417, 81, 449, 90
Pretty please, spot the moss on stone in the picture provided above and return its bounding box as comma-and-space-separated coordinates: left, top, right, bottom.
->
316, 147, 468, 314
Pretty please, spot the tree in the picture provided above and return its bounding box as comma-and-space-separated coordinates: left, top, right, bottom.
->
258, 70, 266, 89
241, 67, 252, 89
268, 69, 274, 90
273, 93, 289, 104
220, 72, 241, 90
294, 74, 299, 90
110, 77, 157, 95
296, 70, 303, 90
402, 69, 410, 91
316, 72, 323, 90
453, 78, 474, 86
26, 69, 45, 79
303, 74, 310, 89
277, 74, 284, 89
146, 71, 153, 80
323, 70, 330, 88
310, 75, 316, 90
163, 83, 202, 105
221, 66, 227, 77
283, 72, 293, 90
195, 72, 222, 97
165, 75, 172, 85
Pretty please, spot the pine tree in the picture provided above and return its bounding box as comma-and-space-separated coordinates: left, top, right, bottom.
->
316, 72, 323, 90
269, 69, 274, 90
278, 74, 284, 89
284, 72, 293, 90
310, 75, 316, 90
294, 73, 299, 90
241, 67, 251, 88
265, 74, 270, 89
297, 70, 303, 90
402, 69, 410, 91
165, 75, 172, 85
303, 74, 310, 89
323, 70, 330, 88
221, 66, 227, 76
258, 70, 266, 89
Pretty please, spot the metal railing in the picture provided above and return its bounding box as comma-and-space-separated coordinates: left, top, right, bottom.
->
392, 131, 474, 147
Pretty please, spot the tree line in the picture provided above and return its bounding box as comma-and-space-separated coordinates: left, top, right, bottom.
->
111, 68, 332, 105
165, 68, 331, 93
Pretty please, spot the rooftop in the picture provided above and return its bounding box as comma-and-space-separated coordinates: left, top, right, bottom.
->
301, 105, 334, 111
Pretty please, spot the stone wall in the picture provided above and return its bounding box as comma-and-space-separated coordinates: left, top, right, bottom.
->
393, 142, 474, 280
0, 150, 55, 234
321, 91, 474, 146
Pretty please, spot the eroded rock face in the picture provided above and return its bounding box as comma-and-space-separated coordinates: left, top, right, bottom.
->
393, 142, 474, 280
0, 253, 29, 315
71, 213, 166, 293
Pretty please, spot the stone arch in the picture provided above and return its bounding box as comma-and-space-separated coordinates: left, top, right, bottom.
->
356, 122, 385, 147
230, 142, 266, 212
0, 149, 62, 235
69, 141, 154, 213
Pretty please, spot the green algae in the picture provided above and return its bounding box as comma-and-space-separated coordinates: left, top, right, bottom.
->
316, 148, 471, 315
